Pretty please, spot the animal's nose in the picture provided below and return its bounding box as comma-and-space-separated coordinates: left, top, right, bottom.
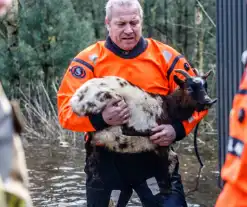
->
201, 95, 211, 103
204, 97, 217, 105
204, 96, 211, 103
200, 95, 214, 105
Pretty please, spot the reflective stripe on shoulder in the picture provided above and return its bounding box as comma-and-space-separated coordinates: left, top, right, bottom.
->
162, 50, 172, 62
167, 55, 184, 79
72, 58, 94, 72
227, 136, 244, 157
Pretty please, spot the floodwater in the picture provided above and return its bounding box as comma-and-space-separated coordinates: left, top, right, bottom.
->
25, 135, 221, 207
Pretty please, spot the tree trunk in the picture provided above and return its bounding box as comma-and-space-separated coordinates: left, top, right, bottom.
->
144, 0, 152, 37
91, 0, 100, 39
183, 3, 189, 56
164, 0, 168, 43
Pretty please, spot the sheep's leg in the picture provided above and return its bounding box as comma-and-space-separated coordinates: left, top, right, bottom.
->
84, 137, 103, 183
155, 146, 172, 195
168, 148, 178, 175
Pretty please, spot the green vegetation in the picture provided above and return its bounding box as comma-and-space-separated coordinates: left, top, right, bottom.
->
0, 0, 217, 141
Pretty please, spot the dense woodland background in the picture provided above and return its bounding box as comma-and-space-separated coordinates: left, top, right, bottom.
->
0, 0, 217, 142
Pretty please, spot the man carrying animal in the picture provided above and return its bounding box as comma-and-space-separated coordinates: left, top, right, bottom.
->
57, 0, 209, 206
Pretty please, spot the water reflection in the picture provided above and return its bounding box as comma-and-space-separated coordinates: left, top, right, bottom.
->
26, 144, 88, 207
25, 137, 220, 207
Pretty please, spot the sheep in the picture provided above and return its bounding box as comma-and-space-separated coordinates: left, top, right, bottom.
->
70, 69, 216, 153
70, 68, 216, 194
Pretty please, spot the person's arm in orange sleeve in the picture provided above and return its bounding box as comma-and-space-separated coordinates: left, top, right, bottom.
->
216, 92, 247, 204
215, 56, 247, 207
168, 56, 208, 141
57, 53, 109, 133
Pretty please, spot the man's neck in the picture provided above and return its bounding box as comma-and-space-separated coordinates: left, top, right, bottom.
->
104, 36, 148, 59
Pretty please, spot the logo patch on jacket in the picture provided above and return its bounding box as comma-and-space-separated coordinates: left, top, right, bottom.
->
70, 66, 86, 79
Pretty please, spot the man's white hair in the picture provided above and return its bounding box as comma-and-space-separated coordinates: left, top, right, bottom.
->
105, 0, 143, 21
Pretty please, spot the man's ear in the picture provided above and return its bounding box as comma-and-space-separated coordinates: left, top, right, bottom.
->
174, 75, 185, 88
105, 17, 110, 31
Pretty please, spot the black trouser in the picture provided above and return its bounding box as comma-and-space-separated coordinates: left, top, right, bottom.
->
84, 145, 188, 207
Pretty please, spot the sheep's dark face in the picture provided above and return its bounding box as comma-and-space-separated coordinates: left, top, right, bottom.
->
174, 69, 217, 112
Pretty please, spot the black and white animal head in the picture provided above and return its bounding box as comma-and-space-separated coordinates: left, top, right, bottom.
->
173, 69, 217, 112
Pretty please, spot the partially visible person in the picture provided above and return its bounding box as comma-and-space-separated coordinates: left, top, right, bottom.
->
215, 50, 247, 207
0, 0, 13, 185
0, 83, 33, 207
0, 0, 33, 206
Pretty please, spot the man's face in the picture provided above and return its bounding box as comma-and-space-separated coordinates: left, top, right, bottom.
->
106, 4, 142, 51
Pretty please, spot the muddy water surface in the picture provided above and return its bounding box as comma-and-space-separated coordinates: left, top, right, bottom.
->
25, 136, 221, 207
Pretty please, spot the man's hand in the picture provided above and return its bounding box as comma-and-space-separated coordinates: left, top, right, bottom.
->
150, 124, 176, 146
102, 98, 130, 126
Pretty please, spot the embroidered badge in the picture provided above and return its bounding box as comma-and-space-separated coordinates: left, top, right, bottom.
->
70, 66, 86, 79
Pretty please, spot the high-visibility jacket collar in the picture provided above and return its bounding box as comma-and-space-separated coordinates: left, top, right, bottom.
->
104, 36, 148, 59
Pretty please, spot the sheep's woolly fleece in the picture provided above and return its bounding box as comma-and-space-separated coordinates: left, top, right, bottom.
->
70, 76, 163, 153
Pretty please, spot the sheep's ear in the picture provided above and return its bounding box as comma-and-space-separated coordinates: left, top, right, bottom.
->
174, 75, 185, 88
202, 70, 213, 80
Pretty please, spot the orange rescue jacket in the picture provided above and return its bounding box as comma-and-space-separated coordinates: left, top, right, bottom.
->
57, 36, 208, 141
215, 57, 247, 207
